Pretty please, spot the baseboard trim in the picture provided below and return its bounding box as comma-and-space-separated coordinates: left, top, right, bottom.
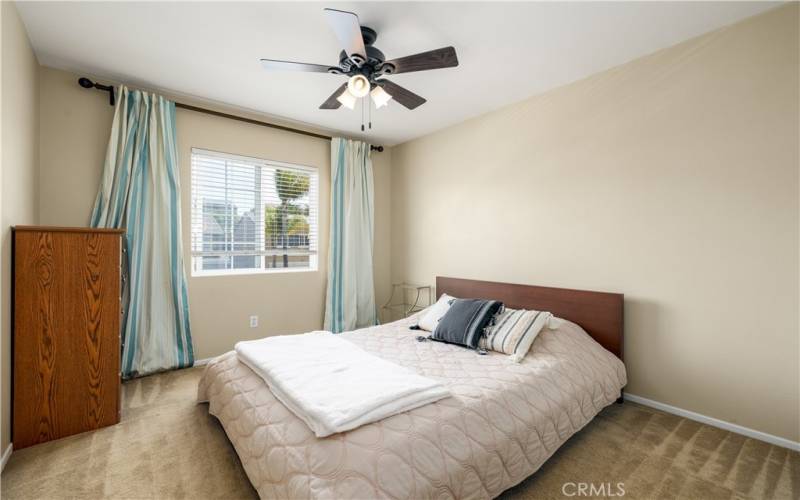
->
1, 443, 12, 472
624, 393, 799, 452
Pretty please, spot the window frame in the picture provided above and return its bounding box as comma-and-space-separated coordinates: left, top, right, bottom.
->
189, 147, 319, 278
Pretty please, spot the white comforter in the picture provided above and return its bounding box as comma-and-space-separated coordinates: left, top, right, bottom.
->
235, 331, 451, 437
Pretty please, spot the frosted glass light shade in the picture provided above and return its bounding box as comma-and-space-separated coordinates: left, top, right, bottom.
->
371, 85, 392, 108
347, 74, 370, 98
336, 88, 357, 109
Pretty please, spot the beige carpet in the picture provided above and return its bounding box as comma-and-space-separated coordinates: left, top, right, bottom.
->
1, 367, 797, 499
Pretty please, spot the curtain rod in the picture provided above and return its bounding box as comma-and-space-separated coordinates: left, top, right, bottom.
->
77, 77, 384, 152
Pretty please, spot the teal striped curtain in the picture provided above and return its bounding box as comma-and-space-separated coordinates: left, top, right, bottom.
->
324, 138, 377, 333
91, 85, 193, 378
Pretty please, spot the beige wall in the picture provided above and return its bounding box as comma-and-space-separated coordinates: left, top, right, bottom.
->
391, 5, 799, 441
1, 1, 40, 453
37, 66, 392, 362
11, 2, 799, 450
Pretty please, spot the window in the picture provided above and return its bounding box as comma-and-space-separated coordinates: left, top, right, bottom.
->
190, 148, 319, 276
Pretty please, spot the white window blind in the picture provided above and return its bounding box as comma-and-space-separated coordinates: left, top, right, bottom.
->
190, 148, 319, 276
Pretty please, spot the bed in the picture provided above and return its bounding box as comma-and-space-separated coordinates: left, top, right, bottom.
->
198, 276, 627, 499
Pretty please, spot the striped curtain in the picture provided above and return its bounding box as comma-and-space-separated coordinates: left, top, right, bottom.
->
324, 138, 377, 333
91, 85, 193, 378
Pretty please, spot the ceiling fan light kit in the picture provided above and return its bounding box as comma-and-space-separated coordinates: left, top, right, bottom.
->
370, 85, 392, 109
260, 7, 459, 131
336, 88, 357, 110
347, 74, 370, 97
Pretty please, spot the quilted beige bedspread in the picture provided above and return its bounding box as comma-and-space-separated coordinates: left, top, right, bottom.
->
197, 315, 627, 499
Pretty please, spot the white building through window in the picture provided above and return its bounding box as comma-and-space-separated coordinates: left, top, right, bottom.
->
190, 148, 318, 276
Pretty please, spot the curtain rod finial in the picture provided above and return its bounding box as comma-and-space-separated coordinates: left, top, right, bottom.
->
78, 76, 115, 106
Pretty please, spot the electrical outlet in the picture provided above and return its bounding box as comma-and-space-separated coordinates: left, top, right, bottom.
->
249, 315, 258, 328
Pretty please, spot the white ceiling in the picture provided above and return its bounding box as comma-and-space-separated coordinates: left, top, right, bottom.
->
18, 1, 778, 146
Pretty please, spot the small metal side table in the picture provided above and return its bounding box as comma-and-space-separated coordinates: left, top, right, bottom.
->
381, 283, 432, 322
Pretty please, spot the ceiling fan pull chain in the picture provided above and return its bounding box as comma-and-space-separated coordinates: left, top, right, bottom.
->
361, 97, 365, 132
369, 98, 372, 130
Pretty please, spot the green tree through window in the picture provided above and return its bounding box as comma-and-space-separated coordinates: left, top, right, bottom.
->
265, 169, 310, 268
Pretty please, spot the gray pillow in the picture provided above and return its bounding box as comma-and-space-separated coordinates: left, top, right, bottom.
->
432, 298, 503, 349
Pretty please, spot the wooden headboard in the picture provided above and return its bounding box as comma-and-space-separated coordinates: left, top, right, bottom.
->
436, 277, 624, 361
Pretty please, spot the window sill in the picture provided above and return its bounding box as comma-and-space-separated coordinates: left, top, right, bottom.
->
191, 267, 318, 278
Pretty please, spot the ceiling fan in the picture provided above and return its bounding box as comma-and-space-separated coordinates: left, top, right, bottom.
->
260, 8, 459, 113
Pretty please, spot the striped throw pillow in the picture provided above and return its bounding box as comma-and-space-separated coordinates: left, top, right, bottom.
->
481, 308, 553, 362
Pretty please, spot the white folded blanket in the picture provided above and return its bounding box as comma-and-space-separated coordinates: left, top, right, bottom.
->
235, 331, 451, 437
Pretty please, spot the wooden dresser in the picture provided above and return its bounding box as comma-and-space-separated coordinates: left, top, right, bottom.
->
13, 226, 123, 449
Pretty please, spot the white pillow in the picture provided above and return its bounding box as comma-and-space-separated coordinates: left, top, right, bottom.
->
481, 308, 563, 362
508, 311, 553, 362
418, 293, 457, 331
547, 316, 564, 330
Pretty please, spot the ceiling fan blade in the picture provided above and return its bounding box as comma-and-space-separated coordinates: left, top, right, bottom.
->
320, 83, 348, 109
260, 59, 336, 73
378, 80, 426, 110
323, 8, 367, 61
383, 46, 459, 75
